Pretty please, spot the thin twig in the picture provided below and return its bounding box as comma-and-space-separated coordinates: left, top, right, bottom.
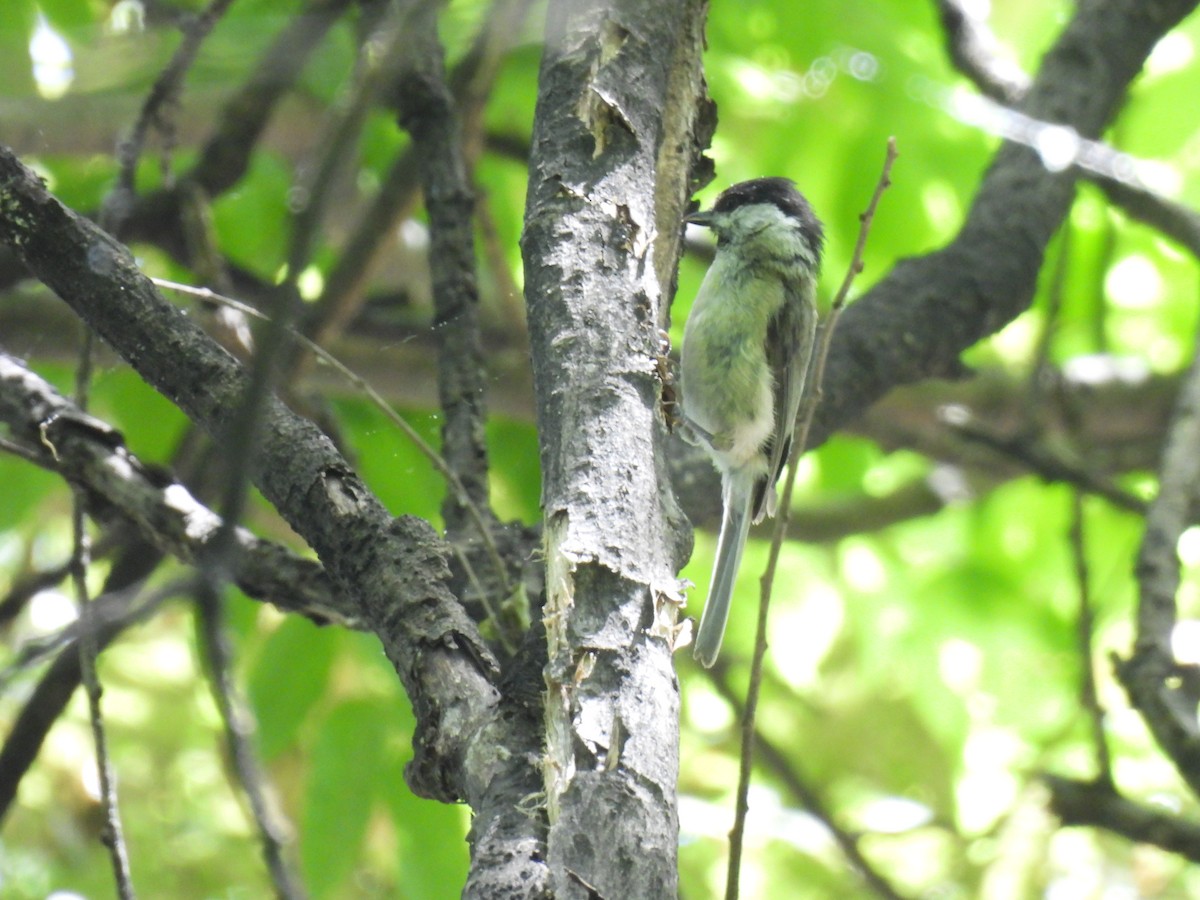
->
104, 0, 238, 234
709, 662, 908, 900
1025, 224, 1071, 427
949, 418, 1147, 515
71, 331, 136, 898
0, 580, 191, 824
152, 278, 513, 635
725, 138, 898, 900
194, 580, 307, 899
1069, 491, 1113, 786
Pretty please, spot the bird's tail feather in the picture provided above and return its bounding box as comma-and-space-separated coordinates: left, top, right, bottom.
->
694, 473, 754, 667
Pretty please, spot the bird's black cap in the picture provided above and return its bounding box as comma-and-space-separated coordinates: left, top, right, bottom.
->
693, 177, 824, 252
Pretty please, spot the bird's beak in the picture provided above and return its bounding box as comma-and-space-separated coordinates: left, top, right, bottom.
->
686, 209, 714, 227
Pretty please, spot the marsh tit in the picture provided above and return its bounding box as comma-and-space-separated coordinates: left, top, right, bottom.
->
681, 177, 824, 667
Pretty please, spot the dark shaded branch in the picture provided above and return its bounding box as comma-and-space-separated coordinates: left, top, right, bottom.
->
105, 0, 238, 233
121, 0, 354, 259
180, 0, 353, 200
814, 0, 1200, 448
1094, 175, 1200, 260
0, 352, 357, 627
931, 0, 1200, 261
1118, 310, 1200, 797
392, 8, 495, 534
0, 146, 498, 803
1045, 775, 1200, 862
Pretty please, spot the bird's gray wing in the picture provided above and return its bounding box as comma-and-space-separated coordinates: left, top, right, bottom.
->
755, 279, 817, 522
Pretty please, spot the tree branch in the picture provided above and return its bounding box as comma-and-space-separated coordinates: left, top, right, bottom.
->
0, 146, 498, 804
392, 5, 498, 546
814, 0, 1200, 449
931, 0, 1200, 261
121, 0, 355, 262
520, 0, 711, 895
0, 352, 358, 626
1118, 314, 1200, 797
1044, 775, 1200, 861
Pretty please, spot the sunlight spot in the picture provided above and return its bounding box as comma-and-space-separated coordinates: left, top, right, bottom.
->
851, 795, 934, 833
939, 638, 983, 693
297, 265, 325, 300
928, 464, 972, 504
1033, 124, 1080, 173
846, 51, 879, 82
29, 589, 77, 633
803, 56, 837, 98
988, 313, 1038, 362
729, 59, 805, 103
107, 634, 196, 686
97, 684, 153, 726
107, 0, 146, 34
1178, 526, 1200, 567
1133, 159, 1183, 197
1171, 620, 1200, 665
79, 757, 101, 801
399, 218, 429, 249
1062, 354, 1150, 387
920, 179, 963, 232
841, 541, 886, 592
730, 60, 775, 100
959, 726, 1024, 832
773, 582, 842, 688
1146, 31, 1195, 78
30, 16, 74, 100
1105, 255, 1162, 309
686, 684, 734, 733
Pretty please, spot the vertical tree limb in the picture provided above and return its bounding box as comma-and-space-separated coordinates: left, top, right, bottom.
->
520, 0, 711, 894
1119, 316, 1200, 795
392, 5, 496, 534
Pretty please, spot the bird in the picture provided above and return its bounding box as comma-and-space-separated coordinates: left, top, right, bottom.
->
680, 177, 824, 667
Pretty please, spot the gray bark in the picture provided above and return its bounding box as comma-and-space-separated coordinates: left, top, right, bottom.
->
518, 0, 711, 896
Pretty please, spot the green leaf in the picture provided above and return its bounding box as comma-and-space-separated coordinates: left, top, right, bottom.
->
301, 699, 387, 897
248, 616, 338, 760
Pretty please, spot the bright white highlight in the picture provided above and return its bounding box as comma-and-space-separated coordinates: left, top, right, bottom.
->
30, 16, 74, 100
1105, 255, 1163, 309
